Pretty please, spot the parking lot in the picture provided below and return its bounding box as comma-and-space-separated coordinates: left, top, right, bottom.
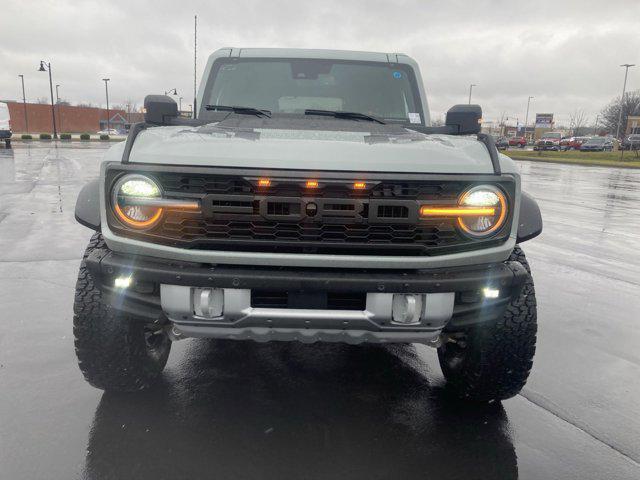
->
0, 142, 639, 479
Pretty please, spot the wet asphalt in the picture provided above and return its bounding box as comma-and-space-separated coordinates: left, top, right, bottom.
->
0, 143, 639, 480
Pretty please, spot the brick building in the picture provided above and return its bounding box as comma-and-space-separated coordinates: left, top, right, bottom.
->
3, 101, 141, 134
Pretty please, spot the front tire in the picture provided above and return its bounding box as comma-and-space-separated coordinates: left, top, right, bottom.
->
437, 246, 537, 402
73, 233, 171, 391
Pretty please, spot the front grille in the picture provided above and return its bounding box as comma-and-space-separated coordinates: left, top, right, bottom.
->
107, 169, 513, 256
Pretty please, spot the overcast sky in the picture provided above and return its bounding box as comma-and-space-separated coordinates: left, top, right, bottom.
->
1, 0, 638, 126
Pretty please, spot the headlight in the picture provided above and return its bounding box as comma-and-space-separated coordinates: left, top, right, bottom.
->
112, 174, 163, 229
456, 185, 507, 237
419, 185, 507, 238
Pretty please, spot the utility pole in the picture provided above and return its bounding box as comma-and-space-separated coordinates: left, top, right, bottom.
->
102, 78, 110, 132
468, 84, 476, 104
193, 14, 198, 119
524, 96, 533, 142
616, 64, 635, 140
18, 74, 29, 133
38, 61, 58, 138
594, 114, 599, 135
179, 96, 183, 112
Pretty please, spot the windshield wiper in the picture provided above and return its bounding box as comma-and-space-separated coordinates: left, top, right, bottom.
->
304, 109, 386, 124
205, 105, 271, 118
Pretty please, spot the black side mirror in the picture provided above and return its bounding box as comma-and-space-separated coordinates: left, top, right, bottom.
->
446, 104, 482, 135
144, 95, 178, 125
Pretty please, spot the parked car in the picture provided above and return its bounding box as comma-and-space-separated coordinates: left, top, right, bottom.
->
97, 128, 120, 136
619, 134, 640, 151
495, 136, 509, 150
0, 102, 12, 148
72, 48, 542, 402
579, 137, 614, 152
508, 136, 527, 148
560, 136, 590, 150
533, 132, 563, 151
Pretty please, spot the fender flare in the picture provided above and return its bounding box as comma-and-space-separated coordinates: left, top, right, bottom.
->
75, 179, 101, 231
517, 192, 542, 243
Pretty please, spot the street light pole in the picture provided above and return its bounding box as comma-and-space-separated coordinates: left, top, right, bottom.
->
616, 64, 635, 140
38, 61, 58, 139
524, 96, 533, 142
102, 78, 110, 132
468, 84, 476, 104
55, 84, 62, 133
18, 74, 29, 134
179, 96, 183, 112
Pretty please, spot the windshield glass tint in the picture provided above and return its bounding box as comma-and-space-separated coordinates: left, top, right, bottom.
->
202, 59, 423, 123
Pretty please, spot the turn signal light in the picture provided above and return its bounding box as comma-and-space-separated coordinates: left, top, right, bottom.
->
420, 206, 496, 217
306, 180, 319, 188
353, 182, 366, 189
258, 178, 271, 187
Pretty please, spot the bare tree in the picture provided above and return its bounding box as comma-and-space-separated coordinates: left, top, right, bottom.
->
600, 90, 640, 137
569, 109, 588, 136
36, 97, 49, 104
430, 115, 445, 127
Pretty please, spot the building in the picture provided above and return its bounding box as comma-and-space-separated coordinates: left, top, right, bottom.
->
626, 115, 640, 135
3, 101, 131, 134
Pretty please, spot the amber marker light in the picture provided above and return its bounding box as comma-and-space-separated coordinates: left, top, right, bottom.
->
258, 178, 271, 187
420, 206, 496, 217
306, 180, 319, 188
353, 182, 367, 189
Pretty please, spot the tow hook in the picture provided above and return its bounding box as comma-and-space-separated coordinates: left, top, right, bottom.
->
166, 325, 185, 341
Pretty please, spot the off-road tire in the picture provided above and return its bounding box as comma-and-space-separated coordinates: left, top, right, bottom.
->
437, 246, 537, 402
73, 233, 171, 391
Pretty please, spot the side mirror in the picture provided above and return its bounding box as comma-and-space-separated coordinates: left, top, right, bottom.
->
446, 104, 482, 135
144, 95, 178, 125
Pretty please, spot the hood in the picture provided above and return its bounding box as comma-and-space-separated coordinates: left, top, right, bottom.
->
128, 124, 496, 174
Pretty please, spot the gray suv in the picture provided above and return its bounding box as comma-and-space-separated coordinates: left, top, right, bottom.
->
74, 48, 542, 401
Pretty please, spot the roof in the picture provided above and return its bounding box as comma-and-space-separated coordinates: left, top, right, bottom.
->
212, 47, 410, 64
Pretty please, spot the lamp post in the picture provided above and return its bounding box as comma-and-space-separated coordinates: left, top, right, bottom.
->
18, 74, 29, 134
524, 96, 533, 142
468, 84, 476, 104
102, 78, 110, 133
38, 61, 57, 139
616, 64, 635, 140
55, 84, 62, 133
179, 96, 183, 112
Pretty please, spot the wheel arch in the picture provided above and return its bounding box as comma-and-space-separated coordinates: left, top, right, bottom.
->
517, 192, 542, 243
75, 179, 101, 231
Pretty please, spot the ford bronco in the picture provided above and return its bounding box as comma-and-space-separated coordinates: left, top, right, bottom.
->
73, 48, 542, 401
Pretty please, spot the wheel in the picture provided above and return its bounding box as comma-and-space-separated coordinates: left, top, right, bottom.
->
73, 233, 171, 391
437, 246, 537, 402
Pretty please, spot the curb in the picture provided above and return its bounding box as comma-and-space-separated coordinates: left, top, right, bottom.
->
508, 156, 640, 170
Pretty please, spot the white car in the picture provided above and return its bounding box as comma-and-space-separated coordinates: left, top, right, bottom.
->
0, 102, 12, 147
97, 129, 120, 136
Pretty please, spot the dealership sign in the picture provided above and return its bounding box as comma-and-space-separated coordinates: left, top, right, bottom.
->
535, 113, 554, 128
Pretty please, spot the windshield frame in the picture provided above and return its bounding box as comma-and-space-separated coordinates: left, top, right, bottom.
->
198, 57, 426, 127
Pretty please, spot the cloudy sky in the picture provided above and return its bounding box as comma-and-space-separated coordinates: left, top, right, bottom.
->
1, 0, 638, 127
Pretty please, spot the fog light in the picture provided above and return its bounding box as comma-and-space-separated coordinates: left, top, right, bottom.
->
483, 287, 500, 299
114, 276, 132, 289
392, 294, 423, 325
193, 288, 224, 318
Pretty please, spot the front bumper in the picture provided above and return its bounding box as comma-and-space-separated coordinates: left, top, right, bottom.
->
85, 246, 529, 344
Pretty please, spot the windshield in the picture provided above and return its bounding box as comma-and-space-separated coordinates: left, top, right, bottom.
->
201, 58, 424, 125
586, 138, 605, 144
